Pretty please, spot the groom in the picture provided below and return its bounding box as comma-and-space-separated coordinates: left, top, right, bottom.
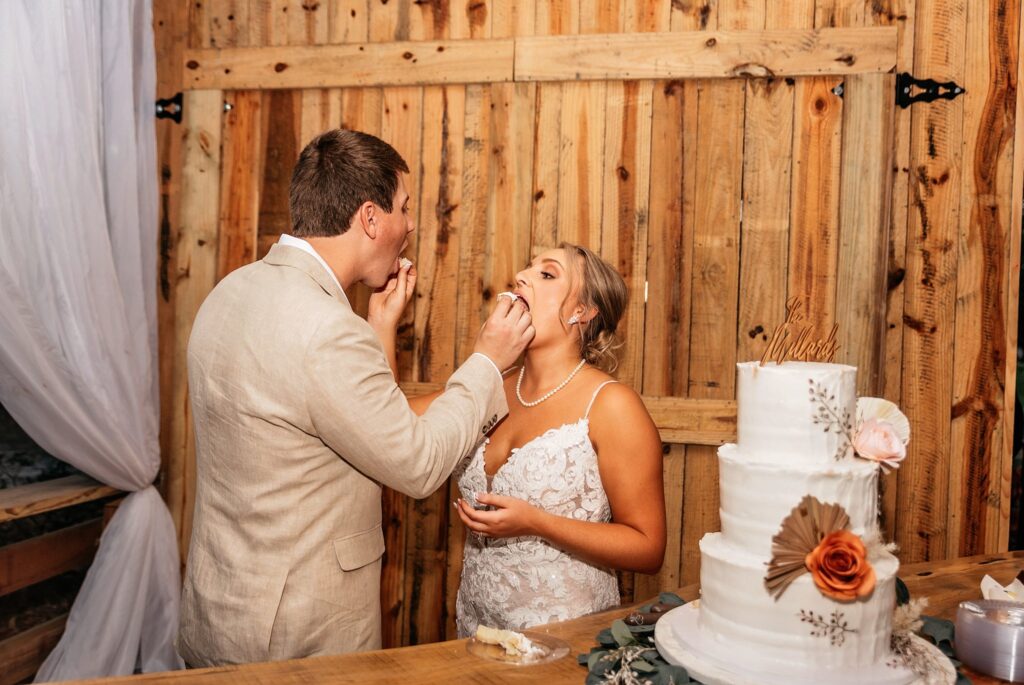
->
177, 129, 534, 666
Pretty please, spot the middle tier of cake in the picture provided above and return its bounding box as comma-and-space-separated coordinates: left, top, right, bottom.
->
718, 444, 881, 558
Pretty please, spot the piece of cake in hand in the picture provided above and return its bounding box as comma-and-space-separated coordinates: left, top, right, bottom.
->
474, 625, 540, 659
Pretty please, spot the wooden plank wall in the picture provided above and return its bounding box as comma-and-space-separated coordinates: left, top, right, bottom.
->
155, 0, 1024, 647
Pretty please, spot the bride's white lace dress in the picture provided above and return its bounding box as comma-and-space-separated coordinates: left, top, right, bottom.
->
454, 382, 619, 637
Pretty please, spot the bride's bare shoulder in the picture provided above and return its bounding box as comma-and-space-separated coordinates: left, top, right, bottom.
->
586, 379, 659, 446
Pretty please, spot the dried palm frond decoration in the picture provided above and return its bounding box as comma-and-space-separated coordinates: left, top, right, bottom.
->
765, 495, 852, 599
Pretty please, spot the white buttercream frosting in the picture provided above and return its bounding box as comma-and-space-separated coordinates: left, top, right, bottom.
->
717, 445, 880, 558
736, 361, 857, 466
699, 533, 899, 673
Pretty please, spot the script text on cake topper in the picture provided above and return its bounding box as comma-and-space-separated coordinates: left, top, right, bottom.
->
759, 297, 840, 365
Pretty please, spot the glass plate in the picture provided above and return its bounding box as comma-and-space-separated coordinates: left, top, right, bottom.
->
466, 630, 571, 666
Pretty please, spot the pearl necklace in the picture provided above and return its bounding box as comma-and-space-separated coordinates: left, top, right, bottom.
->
516, 359, 587, 407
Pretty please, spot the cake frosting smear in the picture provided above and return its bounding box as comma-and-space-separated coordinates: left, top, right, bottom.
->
657, 360, 921, 684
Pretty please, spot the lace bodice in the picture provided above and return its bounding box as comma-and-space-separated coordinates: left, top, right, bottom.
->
454, 390, 620, 637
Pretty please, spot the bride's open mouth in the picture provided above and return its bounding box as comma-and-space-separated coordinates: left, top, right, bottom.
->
498, 291, 530, 311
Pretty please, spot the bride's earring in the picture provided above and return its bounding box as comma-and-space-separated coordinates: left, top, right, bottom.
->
567, 314, 580, 325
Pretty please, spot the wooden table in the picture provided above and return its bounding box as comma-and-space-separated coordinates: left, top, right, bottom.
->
65, 551, 1024, 684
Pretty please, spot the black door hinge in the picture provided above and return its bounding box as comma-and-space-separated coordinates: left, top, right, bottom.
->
155, 92, 183, 123
896, 73, 964, 109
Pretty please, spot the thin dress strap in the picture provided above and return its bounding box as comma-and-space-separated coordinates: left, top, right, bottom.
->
584, 381, 618, 419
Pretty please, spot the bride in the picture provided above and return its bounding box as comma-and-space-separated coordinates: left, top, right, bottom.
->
451, 242, 665, 636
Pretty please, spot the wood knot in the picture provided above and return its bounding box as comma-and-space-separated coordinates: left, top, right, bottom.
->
186, 60, 199, 70
705, 37, 717, 47
730, 63, 775, 79
274, 62, 288, 72
617, 165, 630, 181
834, 53, 855, 66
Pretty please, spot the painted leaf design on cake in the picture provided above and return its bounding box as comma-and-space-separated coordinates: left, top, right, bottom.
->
808, 380, 854, 460
764, 495, 851, 599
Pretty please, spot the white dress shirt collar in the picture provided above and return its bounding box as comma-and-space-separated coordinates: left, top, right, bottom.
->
278, 234, 348, 303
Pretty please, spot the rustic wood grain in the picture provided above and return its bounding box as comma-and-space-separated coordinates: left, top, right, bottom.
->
834, 72, 895, 396
897, 0, 966, 563
788, 75, 843, 333
183, 40, 515, 90
329, 0, 370, 44
0, 476, 118, 524
556, 80, 605, 248
949, 0, 1018, 557
491, 0, 536, 38
876, 0, 915, 544
368, 0, 404, 43
529, 83, 563, 250
682, 79, 745, 585
515, 27, 897, 81
255, 90, 301, 257
207, 0, 247, 48
737, 75, 794, 365
636, 77, 693, 600
536, 0, 581, 36
599, 80, 652, 389
1007, 0, 1024, 553
154, 0, 189, 511
217, 90, 266, 280
0, 519, 102, 597
0, 615, 68, 685
167, 89, 224, 561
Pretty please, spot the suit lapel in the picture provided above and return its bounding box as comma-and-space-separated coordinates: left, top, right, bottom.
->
263, 243, 351, 306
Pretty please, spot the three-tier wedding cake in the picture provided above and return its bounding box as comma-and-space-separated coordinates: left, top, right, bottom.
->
655, 360, 918, 685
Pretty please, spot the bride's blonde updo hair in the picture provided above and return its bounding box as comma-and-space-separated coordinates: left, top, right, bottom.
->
559, 242, 628, 373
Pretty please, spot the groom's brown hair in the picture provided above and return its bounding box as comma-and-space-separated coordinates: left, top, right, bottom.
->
289, 129, 410, 238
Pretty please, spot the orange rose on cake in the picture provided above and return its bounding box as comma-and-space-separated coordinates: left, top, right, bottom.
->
805, 530, 876, 601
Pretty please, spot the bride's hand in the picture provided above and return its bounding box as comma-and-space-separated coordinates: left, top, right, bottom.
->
454, 493, 545, 538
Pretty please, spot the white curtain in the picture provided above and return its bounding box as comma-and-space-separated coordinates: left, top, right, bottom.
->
0, 0, 184, 679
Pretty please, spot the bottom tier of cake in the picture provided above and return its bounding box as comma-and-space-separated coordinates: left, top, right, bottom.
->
697, 532, 902, 674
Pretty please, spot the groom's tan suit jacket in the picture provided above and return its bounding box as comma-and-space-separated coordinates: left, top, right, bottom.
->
177, 244, 506, 666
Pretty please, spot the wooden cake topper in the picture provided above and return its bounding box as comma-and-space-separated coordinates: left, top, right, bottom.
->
759, 297, 840, 365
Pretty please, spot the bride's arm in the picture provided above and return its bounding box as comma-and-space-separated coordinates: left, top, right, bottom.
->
455, 383, 666, 574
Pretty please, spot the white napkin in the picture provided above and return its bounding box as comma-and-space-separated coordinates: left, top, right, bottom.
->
981, 574, 1024, 601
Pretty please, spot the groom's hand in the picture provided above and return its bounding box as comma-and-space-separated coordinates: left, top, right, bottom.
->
367, 260, 416, 332
473, 296, 534, 371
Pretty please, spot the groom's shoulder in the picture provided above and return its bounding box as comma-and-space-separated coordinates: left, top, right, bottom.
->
196, 258, 359, 344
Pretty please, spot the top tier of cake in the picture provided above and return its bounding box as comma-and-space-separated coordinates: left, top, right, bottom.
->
735, 361, 857, 466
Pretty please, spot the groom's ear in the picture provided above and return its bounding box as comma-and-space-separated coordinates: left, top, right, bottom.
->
356, 201, 377, 239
